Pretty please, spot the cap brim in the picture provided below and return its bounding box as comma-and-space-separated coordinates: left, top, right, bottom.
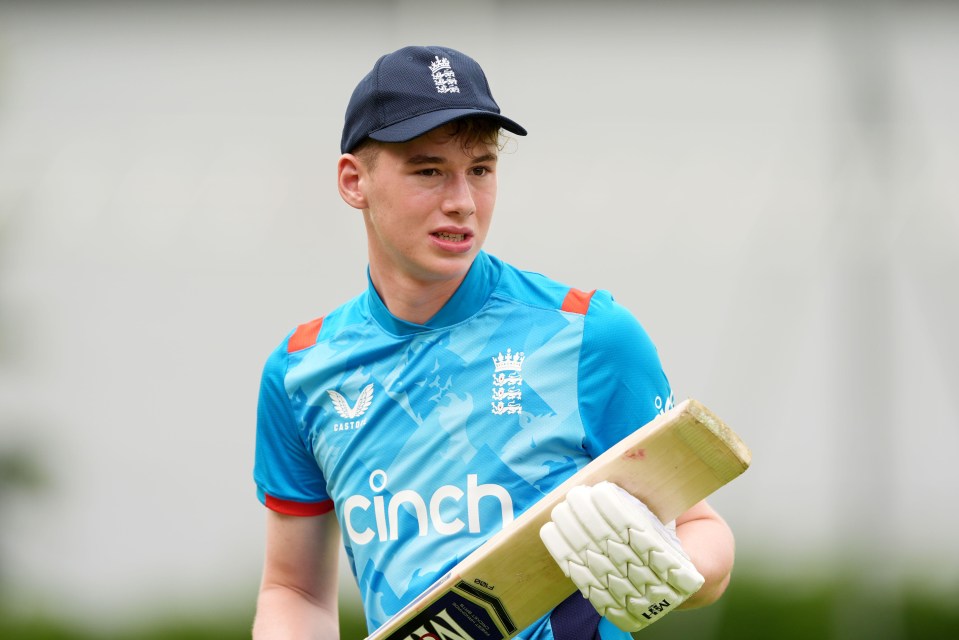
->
368, 109, 527, 144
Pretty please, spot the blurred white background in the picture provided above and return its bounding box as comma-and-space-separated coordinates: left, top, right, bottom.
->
0, 0, 957, 633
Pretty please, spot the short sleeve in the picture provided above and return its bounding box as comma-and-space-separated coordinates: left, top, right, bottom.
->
253, 340, 333, 516
577, 291, 673, 458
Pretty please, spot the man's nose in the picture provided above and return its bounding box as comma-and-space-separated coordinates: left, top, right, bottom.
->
442, 174, 475, 216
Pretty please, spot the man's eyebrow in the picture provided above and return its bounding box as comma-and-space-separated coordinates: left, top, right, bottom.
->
405, 154, 445, 165
470, 153, 498, 164
404, 153, 498, 165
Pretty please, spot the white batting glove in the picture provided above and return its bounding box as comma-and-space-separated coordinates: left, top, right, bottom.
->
539, 482, 704, 632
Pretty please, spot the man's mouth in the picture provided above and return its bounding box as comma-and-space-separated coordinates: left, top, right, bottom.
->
433, 232, 467, 242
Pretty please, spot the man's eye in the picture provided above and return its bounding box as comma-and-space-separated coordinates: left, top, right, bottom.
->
471, 167, 491, 176
418, 168, 440, 176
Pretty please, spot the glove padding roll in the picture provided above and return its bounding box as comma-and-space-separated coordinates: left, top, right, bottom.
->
539, 481, 704, 632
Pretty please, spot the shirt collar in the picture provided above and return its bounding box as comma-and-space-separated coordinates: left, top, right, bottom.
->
367, 252, 500, 335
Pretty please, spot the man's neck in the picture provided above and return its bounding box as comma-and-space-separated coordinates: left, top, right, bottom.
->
368, 267, 466, 326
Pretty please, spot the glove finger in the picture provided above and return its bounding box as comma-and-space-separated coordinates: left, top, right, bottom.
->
566, 484, 624, 545
595, 481, 688, 556
603, 606, 645, 633
625, 562, 658, 595
646, 546, 683, 576
590, 481, 640, 534
605, 572, 635, 607
584, 548, 619, 587
549, 501, 601, 554
627, 529, 705, 594
567, 558, 604, 597
604, 537, 637, 571
668, 563, 707, 594
539, 522, 577, 578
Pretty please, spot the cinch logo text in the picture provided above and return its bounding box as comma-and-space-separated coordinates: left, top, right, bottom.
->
344, 470, 514, 545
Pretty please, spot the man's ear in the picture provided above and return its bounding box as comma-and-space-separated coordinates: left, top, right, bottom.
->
337, 154, 368, 210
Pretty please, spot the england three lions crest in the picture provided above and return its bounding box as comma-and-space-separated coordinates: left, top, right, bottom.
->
491, 348, 524, 415
429, 55, 460, 94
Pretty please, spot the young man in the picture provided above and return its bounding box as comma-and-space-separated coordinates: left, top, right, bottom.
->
253, 45, 735, 640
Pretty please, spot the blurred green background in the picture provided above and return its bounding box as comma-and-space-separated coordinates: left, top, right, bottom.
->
2, 573, 959, 639
2, 0, 957, 638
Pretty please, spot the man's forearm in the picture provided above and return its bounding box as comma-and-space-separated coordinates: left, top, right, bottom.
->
253, 584, 340, 640
675, 507, 735, 609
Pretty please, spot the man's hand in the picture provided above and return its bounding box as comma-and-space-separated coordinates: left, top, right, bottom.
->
539, 481, 704, 632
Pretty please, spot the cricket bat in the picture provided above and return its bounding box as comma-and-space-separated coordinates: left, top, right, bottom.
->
364, 398, 751, 640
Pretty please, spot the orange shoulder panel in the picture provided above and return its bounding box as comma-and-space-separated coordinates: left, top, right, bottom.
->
287, 317, 324, 353
561, 288, 596, 315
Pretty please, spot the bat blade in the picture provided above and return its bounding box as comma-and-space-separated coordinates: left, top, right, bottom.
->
365, 399, 751, 640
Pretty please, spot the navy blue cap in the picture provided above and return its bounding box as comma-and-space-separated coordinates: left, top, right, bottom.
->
341, 45, 527, 154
